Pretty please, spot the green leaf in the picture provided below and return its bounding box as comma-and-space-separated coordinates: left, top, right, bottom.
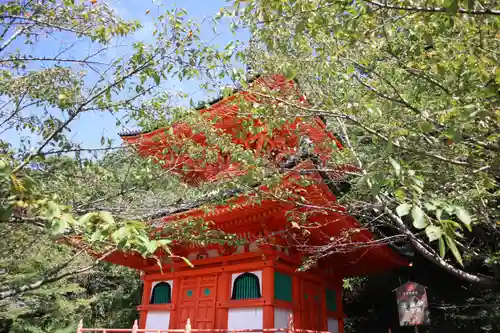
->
446, 0, 459, 14
157, 239, 172, 246
418, 121, 434, 133
78, 212, 96, 226
90, 230, 102, 243
0, 160, 8, 171
284, 67, 297, 80
111, 227, 130, 242
425, 225, 443, 242
296, 20, 305, 33
0, 206, 13, 221
412, 205, 428, 229
436, 209, 443, 221
46, 201, 61, 220
386, 133, 393, 153
445, 235, 463, 266
394, 188, 405, 200
442, 219, 463, 232
146, 240, 158, 254
455, 208, 472, 231
51, 219, 68, 235
152, 72, 161, 85
438, 237, 446, 258
370, 181, 381, 196
445, 127, 462, 143
98, 211, 115, 224
424, 202, 437, 211
396, 203, 412, 217
182, 257, 194, 268
389, 157, 401, 176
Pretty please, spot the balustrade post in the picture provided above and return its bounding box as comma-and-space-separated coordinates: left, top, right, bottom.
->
77, 320, 83, 333
185, 319, 191, 333
287, 314, 295, 333
132, 320, 138, 333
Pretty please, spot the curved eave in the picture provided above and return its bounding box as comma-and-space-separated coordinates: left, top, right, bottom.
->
77, 160, 406, 274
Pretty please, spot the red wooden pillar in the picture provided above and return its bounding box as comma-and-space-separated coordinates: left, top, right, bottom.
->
338, 317, 345, 333
262, 266, 275, 328
292, 275, 302, 329
139, 278, 152, 329
336, 279, 345, 333
169, 277, 181, 328
215, 271, 230, 329
320, 281, 328, 331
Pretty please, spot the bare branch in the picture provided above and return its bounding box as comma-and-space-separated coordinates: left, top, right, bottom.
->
39, 146, 125, 157
0, 57, 110, 66
0, 26, 30, 53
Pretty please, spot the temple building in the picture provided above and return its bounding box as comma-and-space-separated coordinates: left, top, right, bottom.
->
95, 75, 406, 333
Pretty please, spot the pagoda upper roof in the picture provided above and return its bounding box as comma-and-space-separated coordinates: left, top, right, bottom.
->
119, 74, 343, 185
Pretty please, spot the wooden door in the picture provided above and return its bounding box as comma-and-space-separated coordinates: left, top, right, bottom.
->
302, 280, 322, 330
177, 274, 218, 329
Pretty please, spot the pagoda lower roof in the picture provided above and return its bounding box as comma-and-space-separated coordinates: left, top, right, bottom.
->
96, 159, 406, 276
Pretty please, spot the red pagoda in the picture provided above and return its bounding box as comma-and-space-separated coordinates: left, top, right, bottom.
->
95, 75, 406, 333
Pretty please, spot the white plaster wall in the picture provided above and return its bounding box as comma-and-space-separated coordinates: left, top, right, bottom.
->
150, 280, 173, 298
230, 271, 262, 296
208, 249, 219, 258
327, 318, 339, 333
274, 308, 292, 328
145, 311, 170, 331
228, 308, 263, 330
249, 243, 259, 252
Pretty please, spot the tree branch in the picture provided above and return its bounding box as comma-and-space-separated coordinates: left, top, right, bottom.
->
337, 104, 498, 285
0, 249, 113, 300
0, 26, 30, 53
0, 15, 86, 34
251, 91, 488, 170
382, 205, 497, 285
12, 51, 162, 173
364, 1, 500, 16
0, 57, 109, 66
254, 89, 497, 285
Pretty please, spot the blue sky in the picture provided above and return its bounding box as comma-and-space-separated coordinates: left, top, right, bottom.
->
3, 0, 248, 153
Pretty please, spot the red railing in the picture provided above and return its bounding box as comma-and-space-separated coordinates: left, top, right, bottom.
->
77, 314, 336, 333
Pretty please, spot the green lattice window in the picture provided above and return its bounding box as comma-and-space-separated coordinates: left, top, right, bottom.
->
326, 288, 337, 312
150, 282, 172, 304
274, 271, 292, 302
231, 273, 261, 300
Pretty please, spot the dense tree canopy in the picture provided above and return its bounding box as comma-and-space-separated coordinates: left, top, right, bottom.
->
223, 0, 499, 284
0, 1, 237, 331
